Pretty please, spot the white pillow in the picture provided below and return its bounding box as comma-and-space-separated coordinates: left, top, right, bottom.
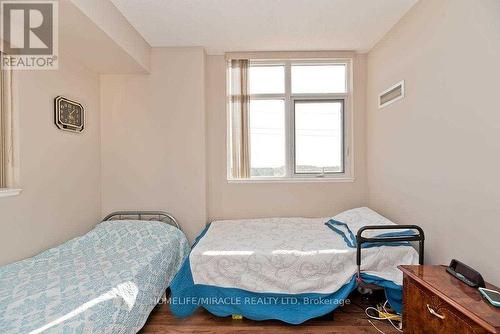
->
332, 207, 396, 235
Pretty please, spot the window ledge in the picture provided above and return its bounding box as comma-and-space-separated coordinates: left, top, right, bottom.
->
0, 188, 23, 198
228, 177, 355, 184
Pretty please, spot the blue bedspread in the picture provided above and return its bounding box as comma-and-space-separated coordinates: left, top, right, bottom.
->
0, 220, 190, 334
170, 213, 416, 324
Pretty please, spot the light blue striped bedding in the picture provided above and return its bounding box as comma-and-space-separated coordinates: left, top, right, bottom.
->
0, 220, 190, 334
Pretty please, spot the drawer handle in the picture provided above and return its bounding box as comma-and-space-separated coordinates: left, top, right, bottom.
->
426, 304, 445, 320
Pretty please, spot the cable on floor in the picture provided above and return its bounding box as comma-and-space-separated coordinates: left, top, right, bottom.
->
365, 300, 403, 333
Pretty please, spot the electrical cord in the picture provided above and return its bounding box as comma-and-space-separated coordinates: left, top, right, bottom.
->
368, 320, 387, 334
365, 300, 403, 333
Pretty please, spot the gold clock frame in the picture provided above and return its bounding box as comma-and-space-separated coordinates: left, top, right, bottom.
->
54, 96, 85, 133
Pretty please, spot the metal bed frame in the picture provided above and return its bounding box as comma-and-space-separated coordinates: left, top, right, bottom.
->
102, 210, 182, 231
356, 224, 425, 278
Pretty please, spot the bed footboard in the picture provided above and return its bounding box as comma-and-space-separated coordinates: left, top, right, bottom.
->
356, 225, 425, 277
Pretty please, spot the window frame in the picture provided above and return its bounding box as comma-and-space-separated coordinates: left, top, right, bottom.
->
228, 58, 354, 182
0, 53, 21, 196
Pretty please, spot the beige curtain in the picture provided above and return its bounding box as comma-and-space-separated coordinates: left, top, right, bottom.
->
228, 59, 250, 178
0, 52, 14, 188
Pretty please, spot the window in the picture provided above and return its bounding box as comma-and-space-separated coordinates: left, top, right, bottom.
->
294, 100, 344, 174
228, 58, 352, 181
292, 64, 346, 94
0, 53, 14, 189
249, 99, 285, 177
0, 52, 20, 197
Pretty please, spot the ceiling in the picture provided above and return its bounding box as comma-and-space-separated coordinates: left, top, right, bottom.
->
110, 0, 417, 54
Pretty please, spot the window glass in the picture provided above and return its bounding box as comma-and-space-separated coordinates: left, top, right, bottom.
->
291, 64, 346, 94
228, 59, 351, 180
295, 101, 343, 174
249, 100, 286, 177
249, 65, 285, 94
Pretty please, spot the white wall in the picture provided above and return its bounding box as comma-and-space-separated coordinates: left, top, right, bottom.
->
366, 0, 500, 284
100, 50, 366, 242
68, 0, 151, 73
206, 54, 368, 221
100, 48, 207, 242
0, 57, 101, 266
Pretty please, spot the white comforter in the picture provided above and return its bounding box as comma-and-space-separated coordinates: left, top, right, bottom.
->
190, 207, 418, 294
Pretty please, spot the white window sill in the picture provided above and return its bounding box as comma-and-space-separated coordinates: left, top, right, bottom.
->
228, 177, 355, 184
0, 188, 23, 198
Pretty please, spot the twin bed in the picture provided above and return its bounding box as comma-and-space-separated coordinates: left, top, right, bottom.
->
0, 212, 189, 334
169, 207, 424, 324
0, 207, 423, 332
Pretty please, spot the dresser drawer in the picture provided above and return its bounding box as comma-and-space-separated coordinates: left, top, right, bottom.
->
403, 277, 489, 334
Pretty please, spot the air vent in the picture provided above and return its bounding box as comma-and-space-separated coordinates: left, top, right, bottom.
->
379, 80, 404, 108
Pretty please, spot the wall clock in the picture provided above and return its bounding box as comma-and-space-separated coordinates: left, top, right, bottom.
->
54, 96, 84, 133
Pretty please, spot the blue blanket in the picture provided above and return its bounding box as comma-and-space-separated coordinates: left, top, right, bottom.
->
0, 220, 190, 334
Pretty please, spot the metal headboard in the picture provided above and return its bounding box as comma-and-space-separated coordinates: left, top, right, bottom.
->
102, 211, 182, 231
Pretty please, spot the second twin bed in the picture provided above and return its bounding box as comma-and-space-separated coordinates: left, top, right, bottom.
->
170, 207, 423, 324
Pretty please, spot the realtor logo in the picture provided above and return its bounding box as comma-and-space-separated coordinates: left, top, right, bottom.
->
1, 0, 58, 69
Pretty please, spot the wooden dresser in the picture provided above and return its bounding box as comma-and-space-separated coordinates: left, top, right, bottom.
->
399, 265, 500, 334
